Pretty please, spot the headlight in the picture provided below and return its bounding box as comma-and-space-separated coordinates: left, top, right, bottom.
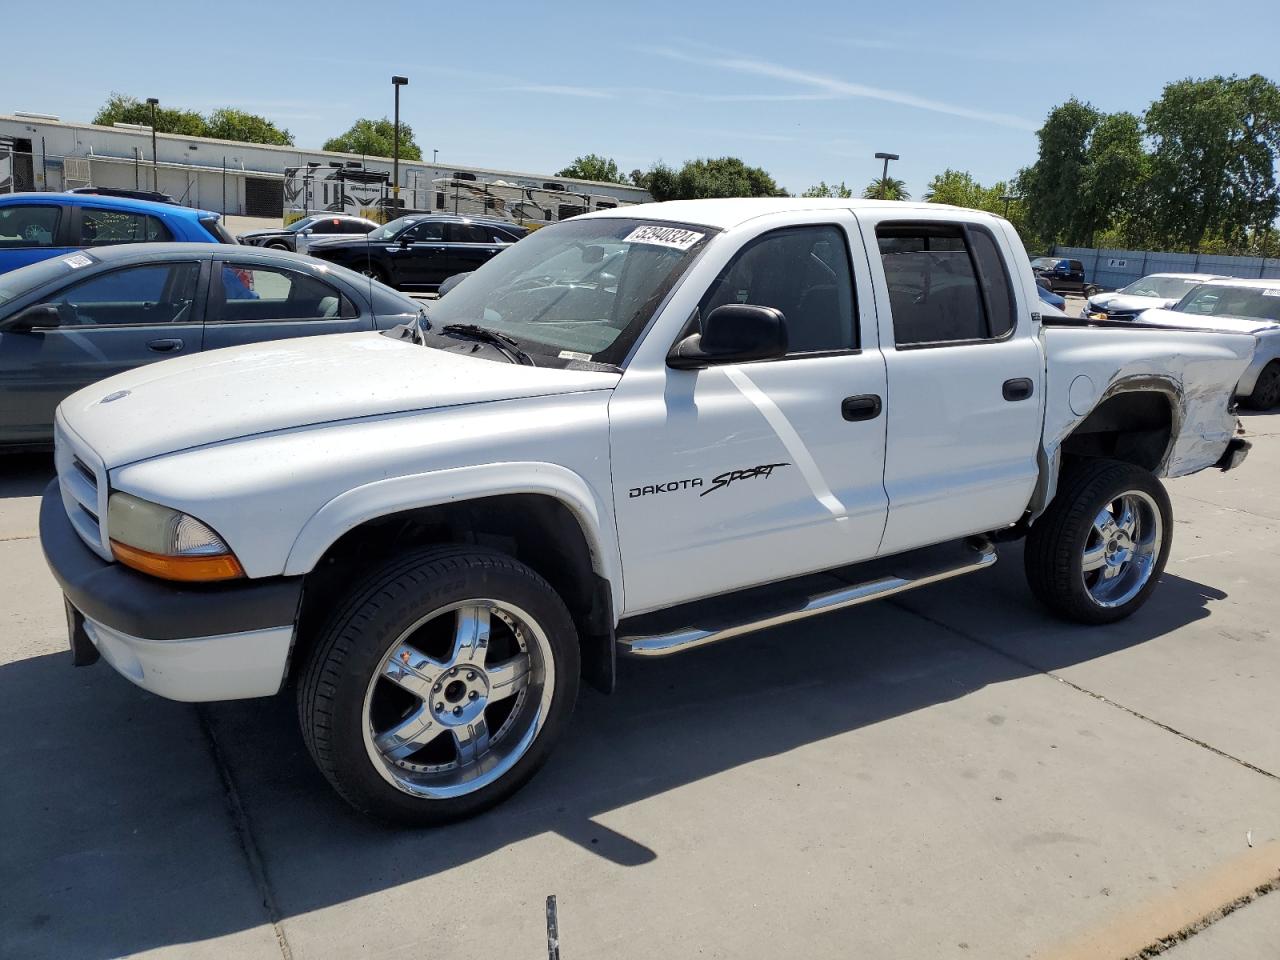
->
106, 492, 244, 582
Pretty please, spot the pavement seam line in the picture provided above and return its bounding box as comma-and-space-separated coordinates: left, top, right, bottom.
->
0, 533, 36, 542
196, 705, 295, 960
886, 598, 1280, 784
1175, 492, 1280, 524
1122, 872, 1280, 959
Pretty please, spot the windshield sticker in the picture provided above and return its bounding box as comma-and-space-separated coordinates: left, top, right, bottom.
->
558, 350, 593, 362
63, 253, 93, 269
1263, 288, 1280, 297
622, 225, 705, 251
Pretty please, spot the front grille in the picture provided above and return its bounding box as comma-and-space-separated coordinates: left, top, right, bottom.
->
54, 421, 112, 560
1106, 311, 1138, 322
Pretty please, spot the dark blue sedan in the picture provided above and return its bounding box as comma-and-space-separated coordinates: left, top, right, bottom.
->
0, 193, 236, 275
0, 243, 421, 446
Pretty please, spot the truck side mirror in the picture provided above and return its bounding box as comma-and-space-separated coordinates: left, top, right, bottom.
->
0, 302, 62, 333
667, 304, 788, 370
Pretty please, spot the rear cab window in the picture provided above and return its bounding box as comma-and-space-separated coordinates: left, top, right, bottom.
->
876, 222, 1017, 347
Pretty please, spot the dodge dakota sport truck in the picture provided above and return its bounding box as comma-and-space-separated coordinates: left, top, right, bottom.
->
40, 198, 1256, 824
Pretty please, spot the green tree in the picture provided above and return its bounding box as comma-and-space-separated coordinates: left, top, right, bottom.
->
1017, 98, 1101, 245
1078, 111, 1149, 247
924, 168, 1035, 246
802, 181, 853, 198
205, 108, 293, 146
862, 176, 909, 200
642, 157, 786, 201
93, 93, 207, 137
1144, 75, 1280, 251
556, 154, 627, 183
323, 118, 422, 160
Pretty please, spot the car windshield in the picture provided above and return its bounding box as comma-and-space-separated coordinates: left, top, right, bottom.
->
0, 252, 98, 306
423, 217, 714, 366
368, 216, 421, 241
285, 217, 317, 233
1173, 284, 1280, 322
1120, 276, 1203, 299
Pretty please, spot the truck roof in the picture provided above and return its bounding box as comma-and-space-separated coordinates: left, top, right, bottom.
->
584, 197, 989, 231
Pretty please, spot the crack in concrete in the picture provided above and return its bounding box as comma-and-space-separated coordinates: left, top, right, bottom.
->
196, 705, 294, 960
888, 598, 1280, 955
1125, 874, 1280, 959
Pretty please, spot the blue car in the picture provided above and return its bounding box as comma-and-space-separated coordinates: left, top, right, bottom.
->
0, 193, 235, 275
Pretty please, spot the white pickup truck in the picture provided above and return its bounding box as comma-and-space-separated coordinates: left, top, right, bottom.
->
40, 198, 1255, 824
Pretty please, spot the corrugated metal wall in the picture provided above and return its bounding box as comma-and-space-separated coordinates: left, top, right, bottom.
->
1053, 246, 1280, 289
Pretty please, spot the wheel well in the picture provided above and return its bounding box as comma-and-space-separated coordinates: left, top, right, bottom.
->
291, 495, 614, 692
1060, 390, 1175, 473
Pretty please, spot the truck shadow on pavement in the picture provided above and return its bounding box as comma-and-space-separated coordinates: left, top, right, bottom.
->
0, 540, 1227, 960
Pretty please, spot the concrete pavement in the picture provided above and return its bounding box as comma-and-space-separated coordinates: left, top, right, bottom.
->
2, 415, 1278, 959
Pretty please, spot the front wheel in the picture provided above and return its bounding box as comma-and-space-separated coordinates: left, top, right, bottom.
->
1024, 459, 1172, 624
359, 262, 390, 285
1242, 361, 1280, 410
298, 547, 580, 825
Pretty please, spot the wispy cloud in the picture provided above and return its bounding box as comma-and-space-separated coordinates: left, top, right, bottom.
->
503, 84, 614, 100
641, 43, 1037, 131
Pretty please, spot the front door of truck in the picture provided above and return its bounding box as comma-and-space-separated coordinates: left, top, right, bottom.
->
609, 217, 890, 615
852, 212, 1045, 555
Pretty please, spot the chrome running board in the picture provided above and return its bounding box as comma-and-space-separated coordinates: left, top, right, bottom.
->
617, 537, 997, 658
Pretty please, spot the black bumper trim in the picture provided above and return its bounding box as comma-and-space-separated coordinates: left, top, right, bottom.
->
39, 479, 303, 641
1215, 437, 1251, 472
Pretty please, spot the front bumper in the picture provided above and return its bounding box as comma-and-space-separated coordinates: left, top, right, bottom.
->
40, 479, 302, 701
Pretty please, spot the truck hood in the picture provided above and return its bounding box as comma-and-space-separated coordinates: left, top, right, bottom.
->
58, 332, 620, 467
1135, 308, 1280, 336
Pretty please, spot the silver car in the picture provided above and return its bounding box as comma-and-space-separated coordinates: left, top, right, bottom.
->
1137, 278, 1280, 409
1082, 273, 1227, 321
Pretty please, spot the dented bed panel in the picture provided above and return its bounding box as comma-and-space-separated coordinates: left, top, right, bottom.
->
1035, 326, 1255, 511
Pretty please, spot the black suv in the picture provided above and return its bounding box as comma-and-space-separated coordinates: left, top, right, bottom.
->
1030, 256, 1098, 296
305, 214, 528, 291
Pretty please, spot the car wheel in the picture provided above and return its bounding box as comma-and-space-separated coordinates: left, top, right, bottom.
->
359, 263, 390, 285
266, 241, 290, 250
1024, 459, 1172, 625
1242, 361, 1280, 410
298, 547, 580, 825
1084, 284, 1100, 297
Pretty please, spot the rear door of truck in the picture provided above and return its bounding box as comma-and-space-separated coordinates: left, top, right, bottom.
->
852, 211, 1046, 554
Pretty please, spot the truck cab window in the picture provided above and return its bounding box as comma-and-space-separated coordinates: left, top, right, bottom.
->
700, 225, 856, 354
877, 223, 1013, 346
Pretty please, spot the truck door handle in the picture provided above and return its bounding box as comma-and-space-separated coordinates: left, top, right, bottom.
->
841, 394, 882, 421
147, 338, 184, 353
1003, 378, 1034, 401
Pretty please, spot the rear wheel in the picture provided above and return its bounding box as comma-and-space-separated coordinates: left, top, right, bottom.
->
298, 547, 580, 825
266, 241, 290, 251
1242, 362, 1280, 410
1024, 459, 1171, 624
359, 262, 389, 285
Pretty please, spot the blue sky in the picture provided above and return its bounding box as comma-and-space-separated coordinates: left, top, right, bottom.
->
6, 0, 1279, 196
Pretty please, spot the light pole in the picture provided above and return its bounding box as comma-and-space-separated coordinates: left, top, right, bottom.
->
874, 151, 899, 200
433, 148, 438, 165
146, 97, 159, 192
999, 194, 1016, 218
392, 76, 409, 213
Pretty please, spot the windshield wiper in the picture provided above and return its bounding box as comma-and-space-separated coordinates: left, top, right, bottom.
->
440, 323, 535, 366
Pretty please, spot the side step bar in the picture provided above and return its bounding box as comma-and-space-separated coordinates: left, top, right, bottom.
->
618, 537, 998, 658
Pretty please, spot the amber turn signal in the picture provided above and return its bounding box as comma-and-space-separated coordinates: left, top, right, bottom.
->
110, 540, 245, 582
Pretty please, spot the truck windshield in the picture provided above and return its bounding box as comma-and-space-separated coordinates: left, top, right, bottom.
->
424, 218, 714, 367
1174, 284, 1280, 322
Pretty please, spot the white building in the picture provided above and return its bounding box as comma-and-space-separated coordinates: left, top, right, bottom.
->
0, 112, 649, 221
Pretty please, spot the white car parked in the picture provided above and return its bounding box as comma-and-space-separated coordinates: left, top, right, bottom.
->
1083, 272, 1227, 321
41, 199, 1257, 823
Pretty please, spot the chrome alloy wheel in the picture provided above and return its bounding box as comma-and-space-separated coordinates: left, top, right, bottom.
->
361, 600, 555, 799
1081, 491, 1163, 608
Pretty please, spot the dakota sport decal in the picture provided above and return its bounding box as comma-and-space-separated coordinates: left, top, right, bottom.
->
628, 463, 790, 499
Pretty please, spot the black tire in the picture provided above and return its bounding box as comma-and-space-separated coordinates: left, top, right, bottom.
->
359, 262, 390, 285
1241, 361, 1280, 410
1024, 459, 1172, 624
1084, 284, 1100, 298
266, 241, 290, 251
298, 546, 580, 825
